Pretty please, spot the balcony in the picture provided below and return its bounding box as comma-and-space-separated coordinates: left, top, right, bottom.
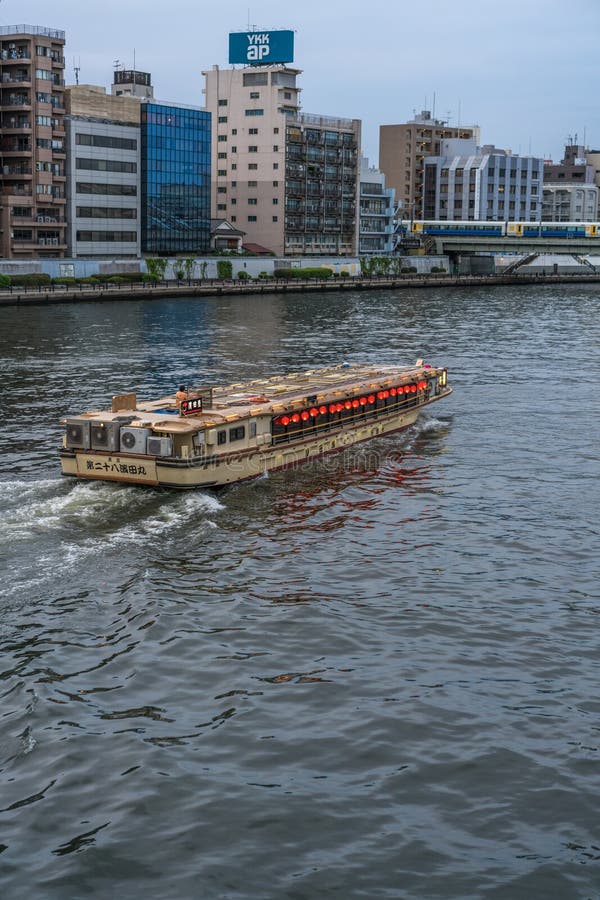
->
2, 186, 32, 197
1, 72, 31, 84
2, 164, 32, 176
0, 95, 31, 109
1, 118, 30, 130
0, 52, 31, 62
1, 141, 31, 153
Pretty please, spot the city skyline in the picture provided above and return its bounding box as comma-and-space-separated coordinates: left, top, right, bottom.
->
2, 0, 598, 166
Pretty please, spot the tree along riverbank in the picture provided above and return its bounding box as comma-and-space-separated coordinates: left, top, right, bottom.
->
1, 270, 599, 306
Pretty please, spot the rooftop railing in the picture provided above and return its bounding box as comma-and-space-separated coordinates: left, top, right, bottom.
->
0, 25, 65, 39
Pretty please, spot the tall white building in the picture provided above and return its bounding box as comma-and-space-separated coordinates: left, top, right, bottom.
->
203, 64, 361, 256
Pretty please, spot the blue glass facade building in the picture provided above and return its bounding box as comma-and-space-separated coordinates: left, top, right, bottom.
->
141, 102, 211, 254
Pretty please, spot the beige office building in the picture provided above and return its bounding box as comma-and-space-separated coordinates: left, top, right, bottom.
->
379, 110, 479, 220
0, 25, 67, 258
203, 65, 361, 256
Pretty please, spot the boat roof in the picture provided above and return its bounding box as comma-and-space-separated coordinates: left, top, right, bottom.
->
64, 362, 439, 433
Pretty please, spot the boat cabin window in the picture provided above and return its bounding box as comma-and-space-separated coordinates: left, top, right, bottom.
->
229, 425, 246, 442
249, 421, 257, 438
217, 430, 227, 445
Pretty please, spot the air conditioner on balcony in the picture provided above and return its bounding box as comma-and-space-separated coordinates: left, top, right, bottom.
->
120, 426, 151, 454
146, 436, 173, 457
90, 420, 121, 452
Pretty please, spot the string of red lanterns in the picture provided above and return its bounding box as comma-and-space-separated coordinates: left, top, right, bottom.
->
274, 382, 429, 427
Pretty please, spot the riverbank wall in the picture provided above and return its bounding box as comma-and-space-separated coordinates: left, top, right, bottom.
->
1, 270, 599, 307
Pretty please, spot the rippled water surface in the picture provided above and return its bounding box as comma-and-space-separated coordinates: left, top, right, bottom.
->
0, 285, 599, 899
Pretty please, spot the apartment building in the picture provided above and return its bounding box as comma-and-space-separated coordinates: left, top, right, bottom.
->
203, 64, 360, 256
379, 110, 479, 220
0, 25, 67, 258
541, 184, 598, 222
65, 84, 142, 257
359, 156, 396, 254
422, 139, 542, 221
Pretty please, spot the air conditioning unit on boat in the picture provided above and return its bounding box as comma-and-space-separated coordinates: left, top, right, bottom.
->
90, 420, 121, 452
120, 426, 151, 454
146, 436, 173, 457
65, 417, 91, 449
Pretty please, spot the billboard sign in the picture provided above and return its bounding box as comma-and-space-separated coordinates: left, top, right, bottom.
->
228, 30, 294, 65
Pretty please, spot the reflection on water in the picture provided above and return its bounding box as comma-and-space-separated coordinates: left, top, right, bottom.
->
0, 284, 599, 899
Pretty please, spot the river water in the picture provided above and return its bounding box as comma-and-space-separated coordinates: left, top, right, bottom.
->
0, 284, 598, 899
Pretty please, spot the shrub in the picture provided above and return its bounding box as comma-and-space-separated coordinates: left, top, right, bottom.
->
10, 273, 52, 286
236, 270, 250, 281
145, 258, 168, 279
340, 270, 350, 278
217, 259, 233, 280
0, 274, 12, 287
52, 276, 77, 285
77, 276, 101, 285
401, 266, 417, 274
142, 273, 159, 283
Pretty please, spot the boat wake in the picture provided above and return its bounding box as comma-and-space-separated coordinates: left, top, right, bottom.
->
0, 478, 224, 602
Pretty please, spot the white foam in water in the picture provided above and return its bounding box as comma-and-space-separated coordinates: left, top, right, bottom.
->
0, 479, 224, 600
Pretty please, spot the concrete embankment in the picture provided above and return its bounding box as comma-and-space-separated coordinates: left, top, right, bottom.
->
1, 272, 599, 307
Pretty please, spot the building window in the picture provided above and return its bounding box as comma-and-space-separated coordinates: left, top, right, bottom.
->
217, 203, 227, 210
272, 215, 278, 222
248, 128, 258, 135
217, 135, 227, 142
231, 128, 237, 135
273, 180, 279, 186
218, 116, 227, 123
248, 215, 257, 221
231, 215, 237, 221
231, 198, 236, 205
218, 99, 227, 106
245, 109, 264, 116
248, 163, 258, 170
231, 163, 237, 170
249, 92, 260, 99
231, 146, 237, 153
76, 207, 137, 219
248, 180, 257, 187
248, 198, 257, 205
76, 133, 137, 150
218, 152, 227, 159
76, 231, 137, 242
274, 127, 279, 134
272, 198, 278, 204
76, 158, 137, 173
217, 187, 227, 194
273, 163, 279, 169
243, 73, 268, 86
218, 169, 227, 176
273, 145, 279, 152
76, 182, 137, 196
249, 146, 258, 152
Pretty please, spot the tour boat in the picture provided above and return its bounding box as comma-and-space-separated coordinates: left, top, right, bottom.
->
59, 362, 451, 489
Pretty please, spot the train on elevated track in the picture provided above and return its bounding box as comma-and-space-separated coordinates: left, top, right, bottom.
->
401, 221, 599, 239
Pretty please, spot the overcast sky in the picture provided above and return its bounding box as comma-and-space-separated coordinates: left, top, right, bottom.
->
3, 0, 598, 164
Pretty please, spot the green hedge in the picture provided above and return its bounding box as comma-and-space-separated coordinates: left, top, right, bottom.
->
10, 273, 52, 286
0, 274, 11, 287
217, 260, 233, 280
274, 267, 333, 280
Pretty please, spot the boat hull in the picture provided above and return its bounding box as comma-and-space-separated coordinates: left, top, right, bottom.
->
59, 394, 447, 489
